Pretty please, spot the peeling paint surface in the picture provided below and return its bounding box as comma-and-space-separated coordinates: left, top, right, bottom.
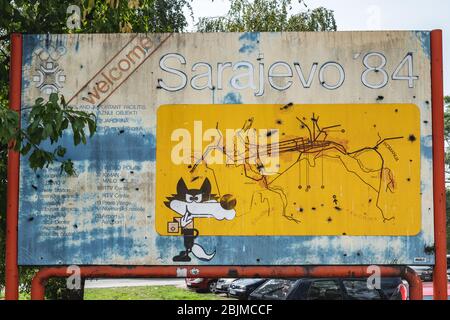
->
18, 32, 434, 265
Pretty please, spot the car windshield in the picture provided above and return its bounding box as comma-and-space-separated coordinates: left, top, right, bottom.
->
233, 278, 264, 286
342, 280, 382, 300
251, 279, 296, 299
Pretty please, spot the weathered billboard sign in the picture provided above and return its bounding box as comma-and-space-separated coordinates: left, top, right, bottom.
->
18, 32, 434, 265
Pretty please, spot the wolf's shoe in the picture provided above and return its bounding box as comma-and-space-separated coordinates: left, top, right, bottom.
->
173, 251, 191, 262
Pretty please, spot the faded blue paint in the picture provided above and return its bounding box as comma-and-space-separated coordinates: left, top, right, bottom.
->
222, 92, 242, 104
421, 135, 433, 160
414, 31, 431, 59
239, 32, 260, 54
17, 33, 434, 266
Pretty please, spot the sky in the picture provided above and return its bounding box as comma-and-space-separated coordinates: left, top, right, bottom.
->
187, 0, 450, 95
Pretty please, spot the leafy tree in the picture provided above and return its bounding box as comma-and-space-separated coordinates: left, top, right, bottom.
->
196, 0, 336, 32
444, 95, 450, 250
0, 0, 193, 299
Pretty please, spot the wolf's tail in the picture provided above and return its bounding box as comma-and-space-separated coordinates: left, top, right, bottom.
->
192, 243, 216, 261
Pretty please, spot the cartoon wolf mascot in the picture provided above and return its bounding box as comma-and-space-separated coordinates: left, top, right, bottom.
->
165, 178, 236, 262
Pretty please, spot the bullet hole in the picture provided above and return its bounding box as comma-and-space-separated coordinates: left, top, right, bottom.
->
425, 100, 430, 105
280, 102, 293, 110
413, 95, 416, 99
293, 202, 297, 205
334, 206, 342, 211
144, 236, 148, 240
73, 224, 78, 229
28, 217, 34, 222
298, 185, 302, 189
191, 176, 200, 182
256, 258, 261, 263
321, 185, 325, 189
394, 109, 398, 113
276, 119, 283, 125
282, 132, 286, 136
373, 124, 377, 128
120, 178, 125, 182
80, 65, 84, 69
423, 120, 428, 124
327, 217, 333, 223
341, 129, 345, 133
212, 85, 216, 90
376, 95, 384, 101
36, 174, 41, 179
119, 129, 125, 134
187, 165, 192, 169
48, 179, 53, 184
40, 257, 44, 260
130, 171, 134, 174
298, 207, 304, 213
111, 219, 115, 223
300, 125, 305, 129
343, 253, 347, 257
356, 252, 361, 257
342, 232, 347, 236
368, 199, 372, 203
408, 134, 417, 142
410, 159, 413, 162
31, 184, 38, 190
135, 188, 139, 191
303, 117, 306, 120
266, 130, 274, 137
407, 178, 411, 182
321, 204, 324, 207
311, 207, 316, 211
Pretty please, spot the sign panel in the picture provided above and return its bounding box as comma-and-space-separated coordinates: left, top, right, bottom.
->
18, 32, 434, 265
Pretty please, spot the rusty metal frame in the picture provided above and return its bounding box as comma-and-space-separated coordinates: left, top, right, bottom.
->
29, 265, 423, 300
5, 31, 446, 301
5, 33, 22, 300
430, 29, 448, 300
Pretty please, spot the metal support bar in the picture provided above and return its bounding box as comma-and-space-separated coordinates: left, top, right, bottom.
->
431, 29, 448, 300
30, 265, 423, 300
5, 33, 22, 301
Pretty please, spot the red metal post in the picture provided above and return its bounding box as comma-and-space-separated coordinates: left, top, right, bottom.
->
431, 29, 448, 300
5, 33, 22, 300
30, 265, 422, 300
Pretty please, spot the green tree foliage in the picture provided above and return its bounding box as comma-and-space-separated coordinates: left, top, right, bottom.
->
196, 0, 336, 32
0, 0, 193, 299
444, 95, 450, 250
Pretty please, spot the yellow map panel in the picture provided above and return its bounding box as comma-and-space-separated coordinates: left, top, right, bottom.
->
156, 104, 421, 236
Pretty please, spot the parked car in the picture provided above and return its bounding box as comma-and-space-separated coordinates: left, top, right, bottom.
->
249, 277, 406, 300
422, 282, 450, 300
228, 278, 267, 300
185, 278, 217, 293
215, 278, 237, 294
410, 266, 433, 282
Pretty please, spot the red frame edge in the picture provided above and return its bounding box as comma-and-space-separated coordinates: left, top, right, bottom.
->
431, 29, 448, 300
5, 33, 22, 300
